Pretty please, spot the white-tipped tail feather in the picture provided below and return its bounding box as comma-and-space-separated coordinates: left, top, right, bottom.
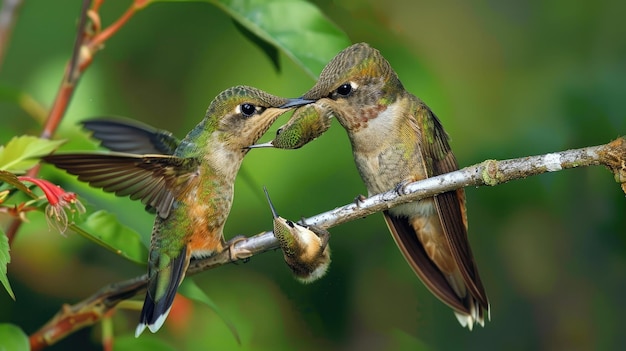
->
135, 306, 171, 337
454, 300, 490, 330
134, 324, 147, 338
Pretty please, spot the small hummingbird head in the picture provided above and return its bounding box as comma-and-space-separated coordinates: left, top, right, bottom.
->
249, 98, 335, 150
301, 43, 405, 131
263, 187, 331, 283
263, 186, 302, 257
274, 100, 334, 149
200, 86, 296, 152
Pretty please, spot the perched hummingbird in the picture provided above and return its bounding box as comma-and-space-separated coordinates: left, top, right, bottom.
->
250, 98, 335, 149
263, 187, 331, 283
43, 86, 311, 336
251, 43, 490, 329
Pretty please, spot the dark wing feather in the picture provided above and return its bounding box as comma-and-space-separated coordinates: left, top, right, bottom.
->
137, 244, 189, 334
383, 211, 469, 314
420, 105, 489, 308
82, 117, 180, 155
43, 152, 199, 218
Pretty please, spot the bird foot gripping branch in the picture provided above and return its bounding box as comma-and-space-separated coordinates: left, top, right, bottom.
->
225, 235, 254, 261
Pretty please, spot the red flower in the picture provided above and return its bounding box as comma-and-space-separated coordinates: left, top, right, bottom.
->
18, 176, 85, 234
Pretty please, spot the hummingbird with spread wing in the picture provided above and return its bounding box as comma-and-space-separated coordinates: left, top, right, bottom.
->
250, 43, 490, 329
44, 86, 311, 336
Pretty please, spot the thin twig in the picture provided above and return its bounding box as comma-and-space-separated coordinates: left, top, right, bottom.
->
6, 0, 146, 245
29, 276, 148, 351
41, 0, 92, 140
28, 137, 626, 349
7, 1, 92, 245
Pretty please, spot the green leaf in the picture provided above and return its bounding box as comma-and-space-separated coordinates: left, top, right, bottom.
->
72, 210, 149, 264
233, 20, 280, 71
151, 0, 351, 79
178, 279, 241, 344
0, 170, 38, 199
0, 324, 29, 351
0, 230, 15, 301
0, 136, 65, 174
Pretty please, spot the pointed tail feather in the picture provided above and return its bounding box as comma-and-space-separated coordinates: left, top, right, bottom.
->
382, 210, 489, 329
135, 245, 190, 337
454, 296, 490, 330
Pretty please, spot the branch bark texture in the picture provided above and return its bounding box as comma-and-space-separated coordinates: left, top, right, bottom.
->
30, 137, 626, 349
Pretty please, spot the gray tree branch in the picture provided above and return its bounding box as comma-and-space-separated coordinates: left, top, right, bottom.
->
31, 136, 626, 347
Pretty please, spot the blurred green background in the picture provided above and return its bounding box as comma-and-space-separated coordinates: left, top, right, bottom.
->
1, 0, 626, 350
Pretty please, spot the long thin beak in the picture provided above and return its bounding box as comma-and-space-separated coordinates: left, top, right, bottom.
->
279, 97, 316, 109
246, 141, 274, 149
263, 186, 280, 219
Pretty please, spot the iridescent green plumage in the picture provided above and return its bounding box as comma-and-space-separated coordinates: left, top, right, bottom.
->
44, 86, 310, 336
253, 99, 335, 149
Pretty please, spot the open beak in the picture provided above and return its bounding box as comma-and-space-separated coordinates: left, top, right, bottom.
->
246, 141, 275, 149
279, 97, 316, 109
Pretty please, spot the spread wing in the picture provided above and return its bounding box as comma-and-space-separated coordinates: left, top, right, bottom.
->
43, 152, 199, 218
82, 117, 180, 155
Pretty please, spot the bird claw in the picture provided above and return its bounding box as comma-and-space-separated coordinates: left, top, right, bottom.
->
311, 226, 331, 250
226, 235, 253, 262
353, 194, 367, 207
297, 216, 308, 226
394, 179, 412, 196
297, 217, 330, 250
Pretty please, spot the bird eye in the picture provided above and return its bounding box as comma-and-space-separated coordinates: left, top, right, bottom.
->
276, 127, 283, 136
240, 103, 257, 117
286, 220, 295, 228
335, 83, 353, 97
